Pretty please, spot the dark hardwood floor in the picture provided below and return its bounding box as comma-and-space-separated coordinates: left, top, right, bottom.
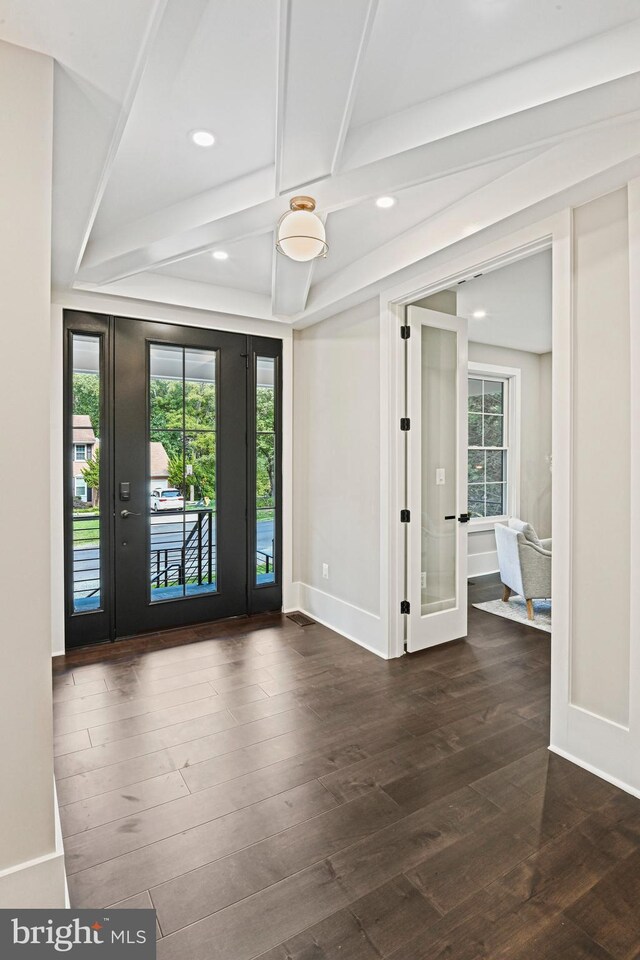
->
52, 574, 640, 960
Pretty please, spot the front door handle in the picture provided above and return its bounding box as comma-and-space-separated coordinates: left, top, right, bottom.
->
120, 509, 141, 518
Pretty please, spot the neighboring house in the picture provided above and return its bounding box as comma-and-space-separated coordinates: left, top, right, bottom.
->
149, 441, 170, 491
73, 419, 170, 501
72, 414, 98, 503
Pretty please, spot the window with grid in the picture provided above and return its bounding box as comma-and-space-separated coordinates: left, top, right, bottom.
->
468, 377, 508, 519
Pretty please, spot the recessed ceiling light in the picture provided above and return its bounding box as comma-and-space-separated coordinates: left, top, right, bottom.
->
375, 196, 396, 209
472, 309, 487, 319
212, 250, 229, 261
190, 129, 215, 147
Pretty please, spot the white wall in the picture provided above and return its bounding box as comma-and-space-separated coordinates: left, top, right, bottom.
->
292, 299, 388, 656
0, 39, 65, 906
550, 184, 640, 798
571, 188, 630, 725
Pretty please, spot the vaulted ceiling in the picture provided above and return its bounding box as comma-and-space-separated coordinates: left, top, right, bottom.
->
3, 0, 640, 327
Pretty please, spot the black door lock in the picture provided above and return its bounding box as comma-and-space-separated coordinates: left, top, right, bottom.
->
458, 513, 470, 523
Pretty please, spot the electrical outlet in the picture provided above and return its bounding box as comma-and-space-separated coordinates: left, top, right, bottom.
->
322, 563, 329, 579
420, 572, 426, 589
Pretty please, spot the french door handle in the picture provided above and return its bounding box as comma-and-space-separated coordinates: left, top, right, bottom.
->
458, 513, 470, 524
120, 509, 141, 518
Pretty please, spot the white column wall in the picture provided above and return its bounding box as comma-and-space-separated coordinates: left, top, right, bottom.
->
0, 39, 66, 906
550, 184, 640, 797
292, 299, 388, 656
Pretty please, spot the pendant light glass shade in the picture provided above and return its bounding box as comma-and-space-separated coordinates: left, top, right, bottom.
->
276, 197, 328, 262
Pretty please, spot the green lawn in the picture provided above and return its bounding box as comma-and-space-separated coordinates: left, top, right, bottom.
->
73, 514, 100, 548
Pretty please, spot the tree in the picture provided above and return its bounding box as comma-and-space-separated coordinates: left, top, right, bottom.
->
256, 386, 276, 505
81, 447, 100, 506
73, 373, 100, 437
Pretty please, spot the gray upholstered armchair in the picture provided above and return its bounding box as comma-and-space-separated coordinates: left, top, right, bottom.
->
494, 519, 551, 620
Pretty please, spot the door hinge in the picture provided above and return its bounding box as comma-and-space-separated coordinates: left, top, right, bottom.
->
400, 325, 411, 339
400, 600, 410, 614
400, 509, 410, 523
400, 417, 410, 431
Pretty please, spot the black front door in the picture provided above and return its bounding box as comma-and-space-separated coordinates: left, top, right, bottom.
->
64, 311, 282, 647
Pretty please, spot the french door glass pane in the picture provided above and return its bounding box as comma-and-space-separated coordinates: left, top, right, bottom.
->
421, 326, 457, 614
256, 357, 276, 585
148, 344, 218, 602
71, 334, 102, 613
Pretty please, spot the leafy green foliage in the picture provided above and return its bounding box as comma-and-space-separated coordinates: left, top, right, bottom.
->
151, 378, 217, 501
81, 447, 100, 505
73, 374, 100, 437
72, 372, 278, 510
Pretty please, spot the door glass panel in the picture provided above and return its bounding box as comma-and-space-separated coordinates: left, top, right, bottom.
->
149, 344, 218, 602
256, 357, 276, 585
71, 334, 102, 613
421, 326, 457, 614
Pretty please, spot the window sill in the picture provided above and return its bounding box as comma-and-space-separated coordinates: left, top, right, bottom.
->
468, 517, 508, 533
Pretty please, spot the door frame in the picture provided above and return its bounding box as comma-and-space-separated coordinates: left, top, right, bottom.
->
61, 309, 287, 647
379, 210, 572, 662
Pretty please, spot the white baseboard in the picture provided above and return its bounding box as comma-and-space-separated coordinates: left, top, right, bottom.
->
289, 581, 389, 659
0, 780, 67, 908
468, 550, 499, 579
548, 744, 640, 800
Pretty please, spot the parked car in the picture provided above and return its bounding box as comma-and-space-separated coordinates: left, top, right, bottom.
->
150, 488, 184, 512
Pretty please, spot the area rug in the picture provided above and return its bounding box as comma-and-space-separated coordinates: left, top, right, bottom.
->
472, 596, 551, 634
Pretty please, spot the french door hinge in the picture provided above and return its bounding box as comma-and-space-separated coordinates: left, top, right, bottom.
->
400, 417, 410, 431
400, 509, 410, 523
400, 325, 411, 339
400, 600, 410, 615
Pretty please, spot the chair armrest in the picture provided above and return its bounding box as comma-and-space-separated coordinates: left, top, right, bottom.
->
527, 542, 552, 558
539, 538, 552, 551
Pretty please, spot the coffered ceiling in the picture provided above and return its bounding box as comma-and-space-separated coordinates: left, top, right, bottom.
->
3, 0, 640, 327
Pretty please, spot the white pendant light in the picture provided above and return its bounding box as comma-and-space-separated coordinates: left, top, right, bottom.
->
276, 196, 328, 262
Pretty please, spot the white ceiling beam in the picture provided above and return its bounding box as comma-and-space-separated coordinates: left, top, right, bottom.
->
275, 0, 378, 193
271, 0, 378, 315
302, 115, 640, 321
81, 165, 275, 273
52, 0, 169, 288
342, 18, 640, 170
73, 272, 277, 322
77, 72, 640, 287
271, 249, 315, 318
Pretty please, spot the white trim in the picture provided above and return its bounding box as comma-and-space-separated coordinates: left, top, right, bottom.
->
548, 745, 640, 801
380, 297, 406, 660
468, 551, 499, 579
0, 780, 67, 908
468, 360, 521, 527
291, 582, 389, 659
629, 178, 640, 784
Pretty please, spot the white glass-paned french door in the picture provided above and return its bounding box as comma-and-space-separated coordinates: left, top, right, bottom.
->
406, 306, 469, 652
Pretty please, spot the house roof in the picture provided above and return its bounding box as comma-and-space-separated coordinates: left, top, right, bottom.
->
150, 441, 169, 478
73, 414, 97, 444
